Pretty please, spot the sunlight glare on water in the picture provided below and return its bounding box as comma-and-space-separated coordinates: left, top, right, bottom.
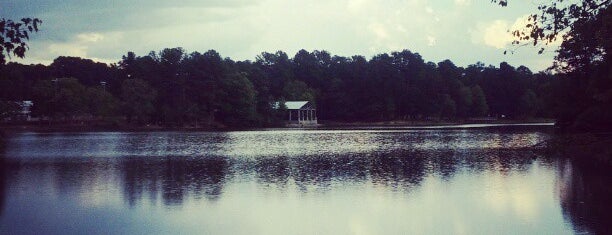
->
5, 128, 549, 158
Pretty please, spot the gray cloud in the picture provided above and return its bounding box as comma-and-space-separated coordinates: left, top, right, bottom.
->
3, 0, 555, 71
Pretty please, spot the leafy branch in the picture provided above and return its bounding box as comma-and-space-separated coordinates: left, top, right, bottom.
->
0, 17, 42, 64
493, 0, 611, 54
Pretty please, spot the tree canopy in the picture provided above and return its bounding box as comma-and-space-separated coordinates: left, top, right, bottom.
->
0, 47, 560, 127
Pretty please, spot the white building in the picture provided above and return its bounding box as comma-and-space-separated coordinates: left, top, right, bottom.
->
274, 101, 317, 126
19, 101, 33, 119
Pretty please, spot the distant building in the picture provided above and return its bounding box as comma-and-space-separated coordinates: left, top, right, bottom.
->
2, 101, 33, 122
17, 101, 33, 121
273, 101, 317, 126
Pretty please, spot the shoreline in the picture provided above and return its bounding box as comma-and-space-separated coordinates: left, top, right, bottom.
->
321, 118, 555, 128
0, 119, 556, 133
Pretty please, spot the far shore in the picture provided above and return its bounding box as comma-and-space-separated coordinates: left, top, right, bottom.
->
0, 118, 556, 133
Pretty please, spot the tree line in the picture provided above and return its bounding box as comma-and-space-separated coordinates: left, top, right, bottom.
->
0, 48, 561, 128
1, 0, 609, 131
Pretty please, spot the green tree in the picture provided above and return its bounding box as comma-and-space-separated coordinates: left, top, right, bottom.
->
31, 78, 88, 119
256, 51, 294, 98
456, 86, 473, 118
121, 79, 157, 124
471, 85, 489, 116
439, 94, 457, 119
518, 89, 538, 118
216, 73, 257, 127
50, 56, 114, 87
282, 79, 315, 101
86, 87, 119, 118
31, 79, 56, 118
54, 78, 88, 118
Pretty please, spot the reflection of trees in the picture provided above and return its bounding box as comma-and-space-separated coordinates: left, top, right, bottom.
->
0, 135, 5, 217
492, 150, 535, 174
427, 150, 458, 181
250, 149, 544, 193
0, 157, 7, 217
289, 154, 375, 192
251, 152, 430, 193
255, 156, 291, 188
0, 140, 566, 213
292, 156, 336, 192
0, 134, 22, 217
55, 161, 103, 195
122, 156, 230, 206
370, 151, 426, 189
557, 159, 612, 235
0, 160, 23, 217
461, 149, 537, 175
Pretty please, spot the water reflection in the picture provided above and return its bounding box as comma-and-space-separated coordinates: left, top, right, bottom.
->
122, 156, 230, 206
255, 156, 291, 189
0, 157, 6, 217
557, 159, 612, 235
1, 149, 545, 208
0, 128, 610, 234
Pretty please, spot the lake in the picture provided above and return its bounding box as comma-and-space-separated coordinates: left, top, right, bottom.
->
1, 125, 611, 234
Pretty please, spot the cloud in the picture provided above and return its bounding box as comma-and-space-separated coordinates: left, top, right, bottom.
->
76, 33, 104, 43
482, 20, 512, 49
14, 32, 124, 64
48, 42, 88, 58
427, 36, 437, 46
473, 15, 532, 49
368, 23, 390, 41
454, 0, 471, 6
347, 0, 369, 12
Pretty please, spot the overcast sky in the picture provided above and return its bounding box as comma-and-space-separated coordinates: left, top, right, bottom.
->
2, 0, 559, 71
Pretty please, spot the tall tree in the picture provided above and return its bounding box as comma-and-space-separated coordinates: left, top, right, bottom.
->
216, 73, 257, 127
470, 85, 489, 117
121, 79, 157, 124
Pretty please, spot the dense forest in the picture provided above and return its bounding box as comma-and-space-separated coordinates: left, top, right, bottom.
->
0, 48, 560, 128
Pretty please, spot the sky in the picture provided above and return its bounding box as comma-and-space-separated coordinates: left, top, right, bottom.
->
2, 0, 560, 72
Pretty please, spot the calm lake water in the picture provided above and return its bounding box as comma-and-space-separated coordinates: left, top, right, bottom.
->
1, 125, 611, 234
